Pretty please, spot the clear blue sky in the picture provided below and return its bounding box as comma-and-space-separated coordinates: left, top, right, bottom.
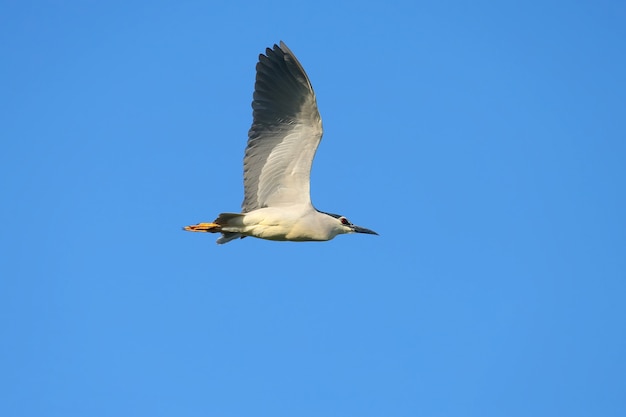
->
2, 1, 625, 416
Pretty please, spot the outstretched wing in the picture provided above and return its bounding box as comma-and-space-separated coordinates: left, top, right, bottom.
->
242, 41, 323, 212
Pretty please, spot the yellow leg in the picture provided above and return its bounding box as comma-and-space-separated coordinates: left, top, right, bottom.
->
183, 222, 221, 233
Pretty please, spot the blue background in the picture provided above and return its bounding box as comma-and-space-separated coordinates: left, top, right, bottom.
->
2, 1, 625, 416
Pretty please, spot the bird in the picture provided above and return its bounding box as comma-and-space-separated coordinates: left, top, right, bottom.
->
183, 41, 377, 244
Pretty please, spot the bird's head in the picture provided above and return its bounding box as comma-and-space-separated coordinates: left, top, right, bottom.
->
322, 211, 378, 237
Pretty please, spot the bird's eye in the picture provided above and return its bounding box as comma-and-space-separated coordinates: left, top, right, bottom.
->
340, 217, 350, 225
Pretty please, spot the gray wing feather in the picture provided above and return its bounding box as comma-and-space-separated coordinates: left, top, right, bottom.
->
242, 41, 323, 212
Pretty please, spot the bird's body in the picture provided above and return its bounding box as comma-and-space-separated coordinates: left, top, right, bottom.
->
213, 206, 347, 242
184, 41, 377, 244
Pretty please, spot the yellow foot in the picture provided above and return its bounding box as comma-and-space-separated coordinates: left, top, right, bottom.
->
183, 222, 221, 233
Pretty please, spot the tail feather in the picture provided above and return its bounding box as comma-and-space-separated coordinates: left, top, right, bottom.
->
214, 212, 245, 227
214, 213, 246, 245
216, 232, 243, 244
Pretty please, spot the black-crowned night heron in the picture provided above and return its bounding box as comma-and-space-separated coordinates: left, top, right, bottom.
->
184, 41, 377, 244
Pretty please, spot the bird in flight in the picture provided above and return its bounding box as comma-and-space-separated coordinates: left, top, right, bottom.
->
184, 41, 377, 244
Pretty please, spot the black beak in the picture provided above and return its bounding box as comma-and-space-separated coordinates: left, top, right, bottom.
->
351, 225, 378, 235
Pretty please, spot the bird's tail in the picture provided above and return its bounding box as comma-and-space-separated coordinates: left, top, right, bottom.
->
183, 213, 245, 244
